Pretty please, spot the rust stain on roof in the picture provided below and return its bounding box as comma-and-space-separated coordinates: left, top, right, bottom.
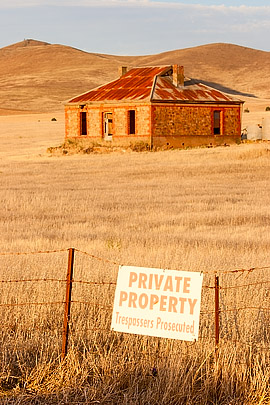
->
69, 66, 169, 103
68, 65, 242, 105
152, 77, 237, 103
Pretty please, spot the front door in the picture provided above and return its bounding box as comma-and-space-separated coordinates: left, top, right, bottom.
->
104, 112, 113, 140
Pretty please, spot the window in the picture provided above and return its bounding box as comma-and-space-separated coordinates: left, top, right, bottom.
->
80, 112, 87, 136
213, 110, 221, 135
128, 110, 136, 135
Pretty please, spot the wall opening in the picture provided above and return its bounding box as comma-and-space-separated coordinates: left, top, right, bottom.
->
128, 110, 136, 135
104, 112, 113, 140
80, 112, 87, 136
213, 111, 221, 135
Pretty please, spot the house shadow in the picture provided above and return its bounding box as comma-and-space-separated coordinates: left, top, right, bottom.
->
194, 79, 257, 98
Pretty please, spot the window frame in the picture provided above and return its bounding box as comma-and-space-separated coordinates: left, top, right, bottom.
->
80, 111, 87, 136
213, 110, 223, 136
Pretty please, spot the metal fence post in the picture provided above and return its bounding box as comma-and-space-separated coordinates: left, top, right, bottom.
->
215, 275, 220, 359
61, 247, 75, 361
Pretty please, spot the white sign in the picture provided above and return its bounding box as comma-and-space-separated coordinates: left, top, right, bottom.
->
111, 266, 203, 341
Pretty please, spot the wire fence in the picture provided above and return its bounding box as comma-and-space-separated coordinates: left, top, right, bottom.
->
0, 247, 269, 360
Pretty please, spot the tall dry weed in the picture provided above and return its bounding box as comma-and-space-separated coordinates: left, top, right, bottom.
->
0, 143, 270, 403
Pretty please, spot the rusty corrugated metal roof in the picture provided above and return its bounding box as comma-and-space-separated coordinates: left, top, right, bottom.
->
67, 65, 242, 104
69, 66, 170, 103
152, 76, 241, 103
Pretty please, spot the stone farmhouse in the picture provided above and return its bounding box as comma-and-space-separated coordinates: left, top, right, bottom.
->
65, 65, 244, 148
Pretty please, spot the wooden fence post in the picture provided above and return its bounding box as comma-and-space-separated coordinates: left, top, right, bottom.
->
61, 247, 75, 361
215, 275, 220, 360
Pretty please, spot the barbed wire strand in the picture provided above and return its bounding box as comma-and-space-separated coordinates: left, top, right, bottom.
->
1, 322, 63, 332
71, 300, 113, 310
200, 305, 270, 314
74, 248, 120, 266
220, 306, 270, 312
201, 265, 270, 276
75, 250, 270, 276
73, 279, 116, 286
203, 280, 270, 290
0, 278, 269, 291
0, 247, 269, 276
0, 278, 66, 284
2, 299, 267, 313
219, 280, 270, 289
0, 249, 67, 256
0, 278, 116, 285
0, 301, 65, 307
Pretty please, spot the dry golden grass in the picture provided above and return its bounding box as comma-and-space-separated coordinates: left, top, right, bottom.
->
0, 114, 270, 403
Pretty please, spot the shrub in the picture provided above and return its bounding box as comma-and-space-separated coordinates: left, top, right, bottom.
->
265, 106, 270, 111
129, 141, 150, 152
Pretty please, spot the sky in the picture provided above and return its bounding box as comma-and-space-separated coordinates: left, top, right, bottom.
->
0, 0, 269, 55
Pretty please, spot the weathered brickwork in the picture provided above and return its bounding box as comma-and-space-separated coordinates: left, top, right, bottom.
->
65, 106, 80, 137
114, 108, 128, 136
224, 107, 241, 135
65, 104, 152, 142
153, 104, 240, 137
151, 104, 241, 147
88, 108, 102, 137
154, 105, 211, 136
135, 105, 151, 136
65, 102, 241, 147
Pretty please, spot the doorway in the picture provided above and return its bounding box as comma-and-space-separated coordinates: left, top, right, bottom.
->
104, 112, 113, 140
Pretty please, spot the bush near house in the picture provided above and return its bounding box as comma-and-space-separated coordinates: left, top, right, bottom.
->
47, 139, 151, 155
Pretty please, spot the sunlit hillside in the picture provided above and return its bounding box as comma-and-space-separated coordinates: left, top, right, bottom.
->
0, 39, 270, 112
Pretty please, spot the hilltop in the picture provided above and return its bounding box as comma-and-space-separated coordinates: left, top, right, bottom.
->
0, 39, 269, 112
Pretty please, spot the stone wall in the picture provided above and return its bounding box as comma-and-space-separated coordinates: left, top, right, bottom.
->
152, 104, 241, 147
65, 102, 241, 147
224, 107, 241, 136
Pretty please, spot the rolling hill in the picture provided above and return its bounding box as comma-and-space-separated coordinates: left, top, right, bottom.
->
0, 39, 269, 112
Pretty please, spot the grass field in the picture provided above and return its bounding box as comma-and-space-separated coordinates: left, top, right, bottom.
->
0, 112, 269, 404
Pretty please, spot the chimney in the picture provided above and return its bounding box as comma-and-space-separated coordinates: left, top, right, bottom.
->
172, 64, 184, 87
119, 66, 128, 77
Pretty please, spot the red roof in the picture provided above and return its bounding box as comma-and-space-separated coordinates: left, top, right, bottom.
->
67, 65, 242, 104
152, 76, 237, 103
69, 67, 169, 103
